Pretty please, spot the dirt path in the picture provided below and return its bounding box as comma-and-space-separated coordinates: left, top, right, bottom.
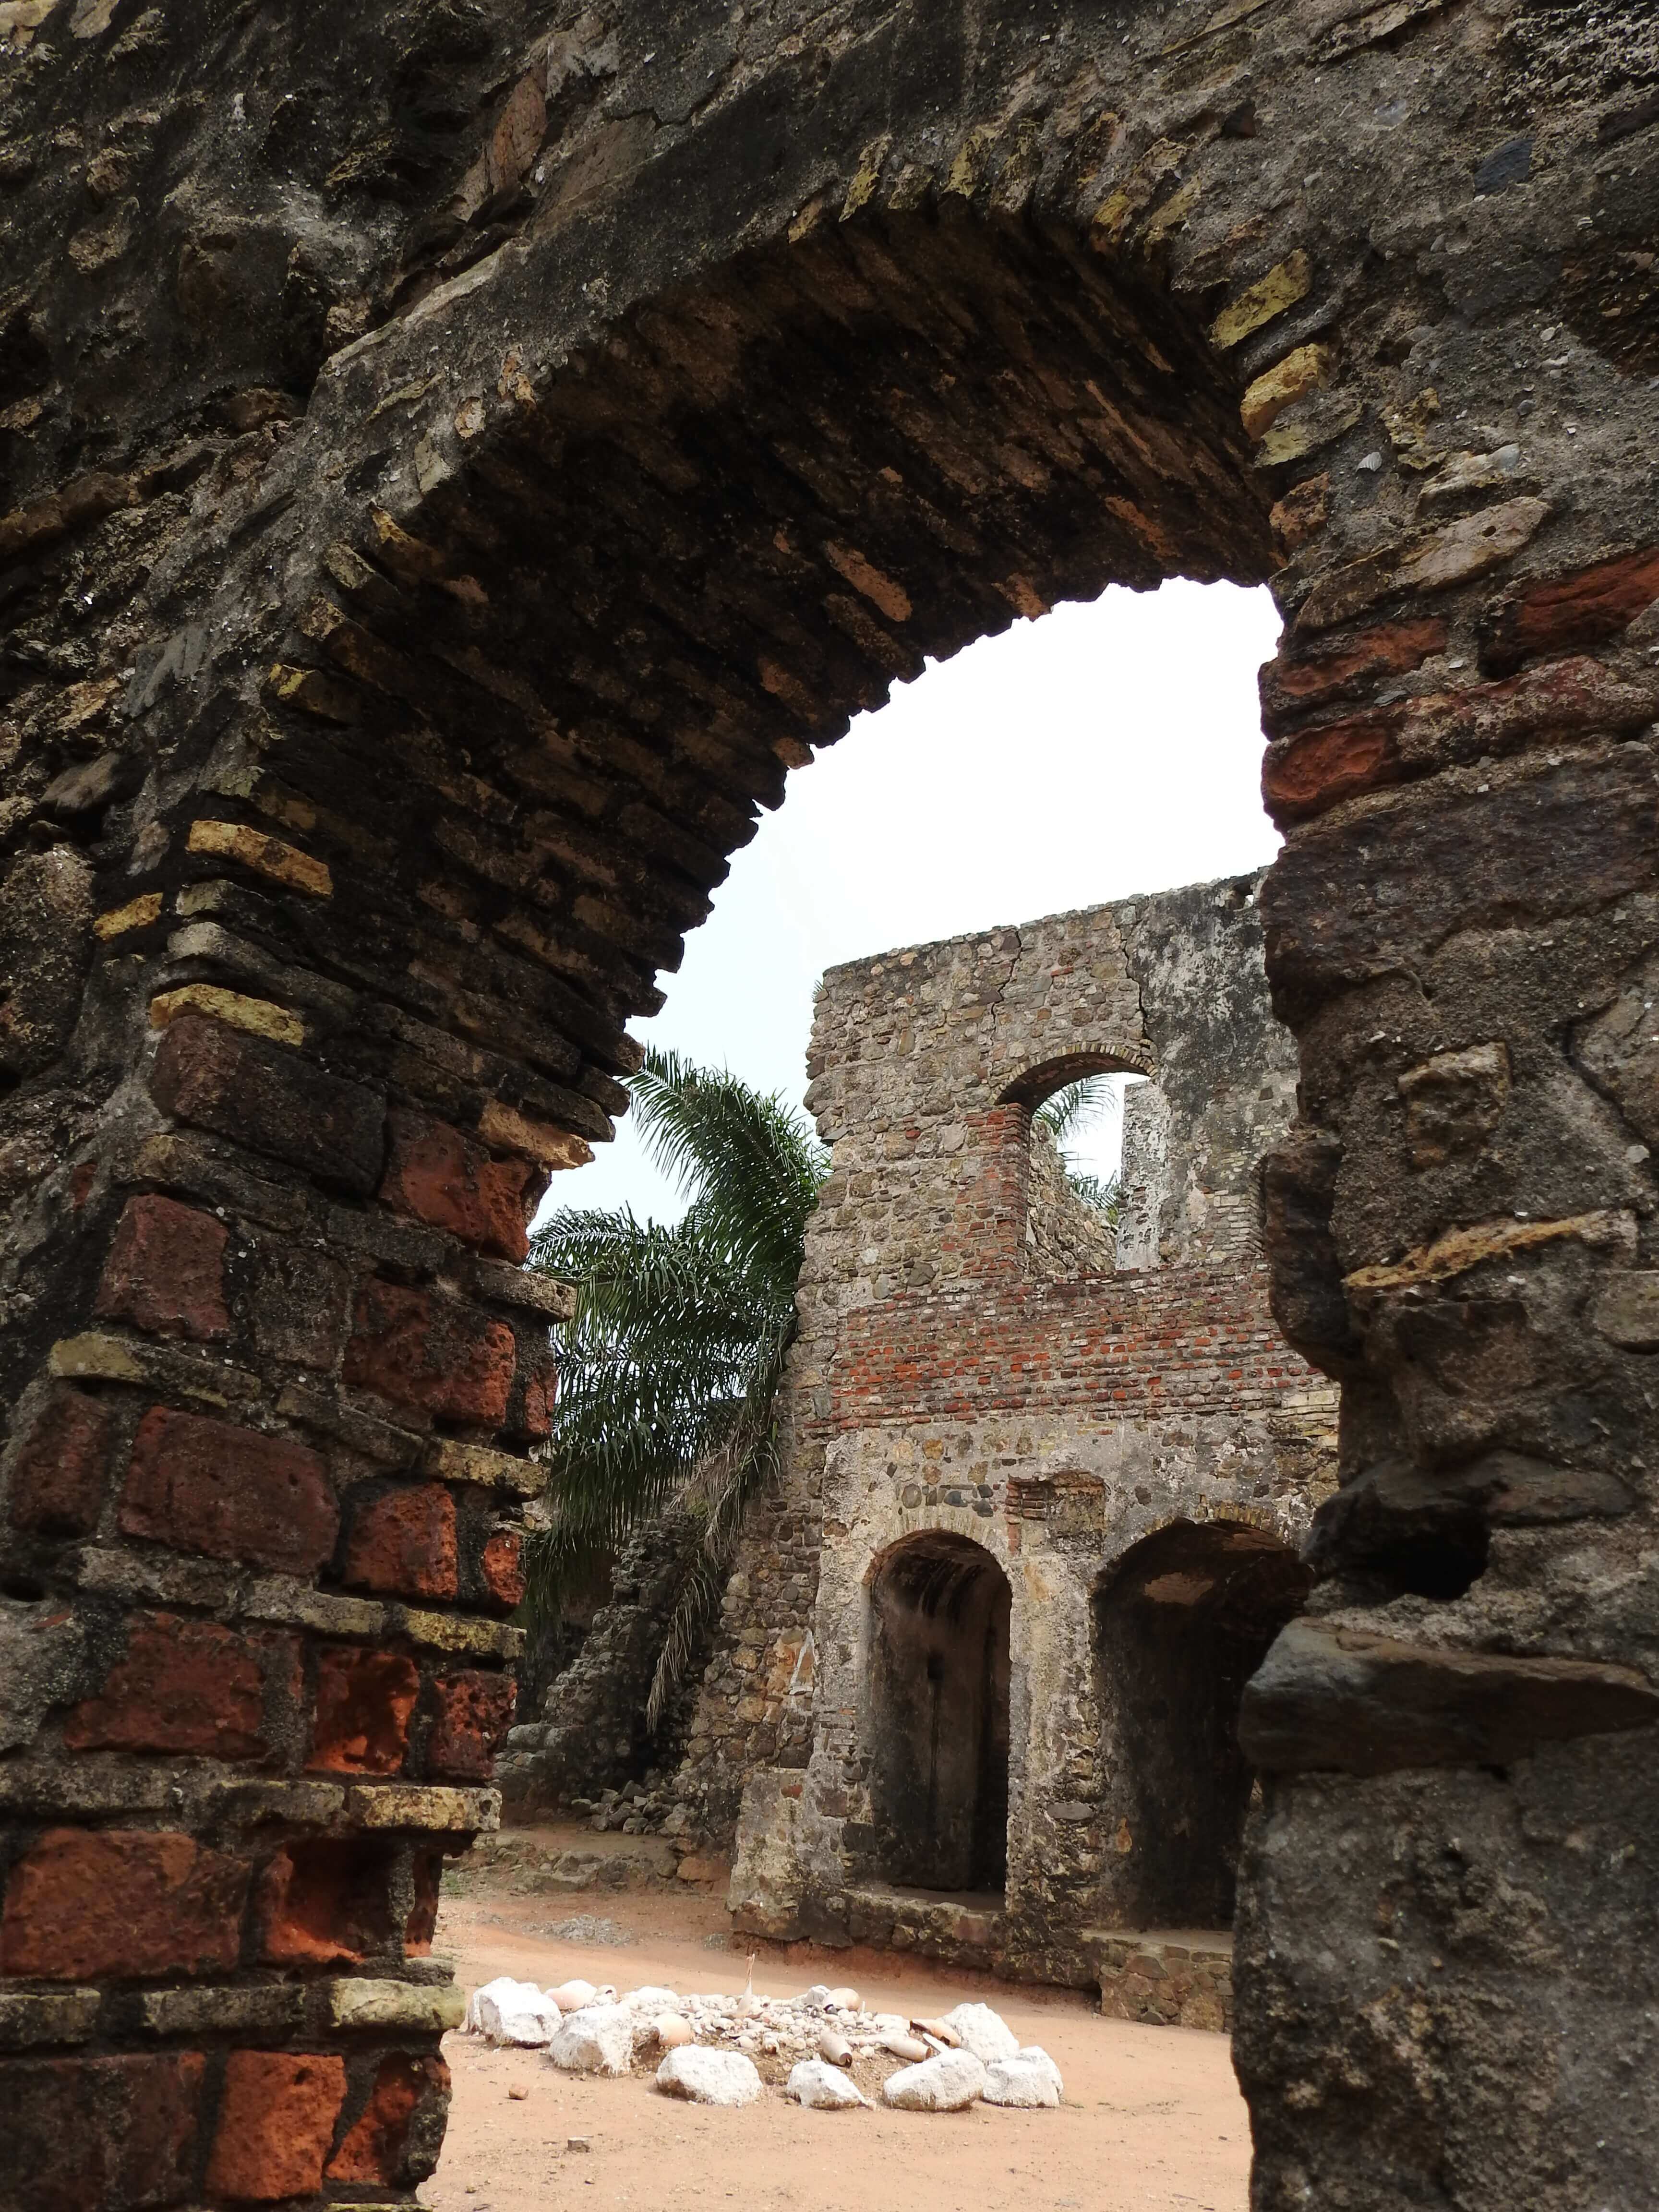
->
421, 1877, 1251, 2212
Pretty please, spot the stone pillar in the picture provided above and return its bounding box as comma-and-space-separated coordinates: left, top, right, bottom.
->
1239, 545, 1659, 2207
0, 878, 585, 2207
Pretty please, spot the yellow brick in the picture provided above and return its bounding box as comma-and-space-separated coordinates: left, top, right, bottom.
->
1241, 343, 1332, 440
1257, 400, 1361, 466
48, 1333, 144, 1384
93, 892, 162, 941
479, 1098, 593, 1170
1209, 250, 1312, 350
148, 984, 304, 1047
186, 818, 332, 898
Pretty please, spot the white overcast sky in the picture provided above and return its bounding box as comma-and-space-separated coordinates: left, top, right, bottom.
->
544, 578, 1283, 1225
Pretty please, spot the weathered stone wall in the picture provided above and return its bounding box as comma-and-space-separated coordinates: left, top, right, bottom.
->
2, 0, 1658, 2201
707, 878, 1339, 1983
496, 1512, 705, 1815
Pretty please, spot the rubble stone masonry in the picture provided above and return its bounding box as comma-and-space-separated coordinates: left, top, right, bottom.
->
697, 880, 1337, 1983
2, 0, 1658, 2202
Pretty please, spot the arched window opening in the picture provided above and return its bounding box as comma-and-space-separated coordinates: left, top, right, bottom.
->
998, 1055, 1148, 1281
867, 1533, 1011, 1897
1094, 1521, 1309, 1928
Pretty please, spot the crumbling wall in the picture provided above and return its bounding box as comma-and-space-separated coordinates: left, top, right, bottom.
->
704, 878, 1338, 1984
497, 1513, 704, 1817
1, 0, 1657, 2201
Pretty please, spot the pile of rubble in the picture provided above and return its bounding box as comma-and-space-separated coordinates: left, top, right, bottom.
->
462, 1976, 1062, 2112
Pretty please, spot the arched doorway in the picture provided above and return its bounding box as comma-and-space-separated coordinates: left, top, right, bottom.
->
1095, 1520, 1308, 1928
867, 1532, 1011, 1896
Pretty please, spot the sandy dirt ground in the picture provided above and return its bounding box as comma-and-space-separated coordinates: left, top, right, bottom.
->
421, 1874, 1251, 2212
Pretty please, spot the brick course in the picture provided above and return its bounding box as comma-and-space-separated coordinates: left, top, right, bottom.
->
119, 1407, 338, 1576
0, 1830, 250, 1982
64, 1612, 298, 1760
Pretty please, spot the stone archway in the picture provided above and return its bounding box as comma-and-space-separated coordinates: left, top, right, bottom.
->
1094, 1519, 1310, 1929
866, 1530, 1013, 1896
2, 3, 1658, 2206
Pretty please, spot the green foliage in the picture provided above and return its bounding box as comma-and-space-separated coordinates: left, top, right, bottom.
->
525, 1048, 828, 1732
1034, 1073, 1123, 1227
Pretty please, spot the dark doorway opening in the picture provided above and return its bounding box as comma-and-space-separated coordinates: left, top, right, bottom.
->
1095, 1520, 1309, 1927
867, 1532, 1011, 1895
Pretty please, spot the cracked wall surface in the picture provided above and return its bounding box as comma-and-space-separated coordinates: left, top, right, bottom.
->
2, 0, 1659, 2202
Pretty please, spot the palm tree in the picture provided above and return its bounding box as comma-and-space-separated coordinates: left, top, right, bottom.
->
524, 1048, 829, 1732
1035, 1073, 1124, 1223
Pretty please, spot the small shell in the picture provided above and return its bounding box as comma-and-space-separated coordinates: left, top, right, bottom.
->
913, 2017, 961, 2047
816, 2027, 854, 2069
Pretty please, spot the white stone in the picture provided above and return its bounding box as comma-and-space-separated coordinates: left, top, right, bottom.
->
938, 2002, 1019, 2065
547, 2004, 637, 2076
620, 1985, 681, 2011
789, 2058, 868, 2109
881, 2049, 986, 2111
468, 1977, 562, 2046
656, 2045, 764, 2106
983, 2050, 1062, 2108
548, 1978, 600, 2013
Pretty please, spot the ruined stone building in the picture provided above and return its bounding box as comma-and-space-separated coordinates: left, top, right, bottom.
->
3, 0, 1659, 2204
672, 878, 1337, 1996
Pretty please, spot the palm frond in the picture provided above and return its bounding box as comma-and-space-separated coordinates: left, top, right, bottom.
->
629, 1047, 828, 1284
1034, 1072, 1120, 1143
521, 1051, 823, 1729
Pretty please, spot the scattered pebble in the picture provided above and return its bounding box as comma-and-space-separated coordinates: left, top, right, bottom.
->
507, 2083, 529, 2102
546, 1915, 635, 1948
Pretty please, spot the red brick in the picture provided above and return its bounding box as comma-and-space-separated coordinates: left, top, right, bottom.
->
308, 1646, 420, 1774
64, 1611, 297, 1759
1259, 616, 1447, 731
428, 1669, 516, 1781
326, 2052, 450, 2186
0, 2053, 204, 2212
344, 1483, 458, 1599
206, 2050, 347, 2203
344, 1278, 516, 1424
515, 1341, 558, 1440
92, 1192, 229, 1341
257, 1837, 395, 1964
381, 1109, 539, 1261
149, 1012, 385, 1195
119, 1406, 338, 1574
8, 1388, 111, 1535
0, 1828, 249, 1980
1482, 541, 1659, 674
248, 1235, 351, 1369
480, 1527, 525, 1608
1262, 709, 1404, 822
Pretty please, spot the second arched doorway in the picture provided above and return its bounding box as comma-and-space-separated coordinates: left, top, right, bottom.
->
1094, 1519, 1309, 1928
866, 1531, 1011, 1896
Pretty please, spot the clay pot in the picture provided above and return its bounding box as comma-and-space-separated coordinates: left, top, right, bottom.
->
817, 2027, 854, 2069
825, 1986, 861, 2011
881, 2032, 929, 2062
549, 1981, 598, 2013
654, 2013, 694, 2050
913, 2017, 961, 2047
